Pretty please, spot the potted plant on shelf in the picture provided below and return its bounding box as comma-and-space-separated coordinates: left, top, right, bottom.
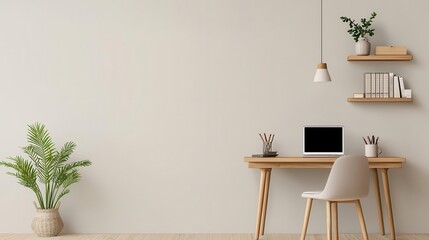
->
340, 12, 377, 56
0, 123, 91, 237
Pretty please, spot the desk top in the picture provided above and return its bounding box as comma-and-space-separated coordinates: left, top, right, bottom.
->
244, 157, 405, 169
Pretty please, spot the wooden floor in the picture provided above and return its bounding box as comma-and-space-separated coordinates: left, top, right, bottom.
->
0, 234, 428, 240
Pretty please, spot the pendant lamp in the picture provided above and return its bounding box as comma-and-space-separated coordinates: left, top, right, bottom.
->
314, 0, 331, 82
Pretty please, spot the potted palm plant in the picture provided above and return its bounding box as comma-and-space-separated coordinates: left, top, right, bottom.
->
340, 12, 377, 55
0, 123, 91, 237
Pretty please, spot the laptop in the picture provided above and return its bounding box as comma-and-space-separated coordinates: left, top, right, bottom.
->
303, 125, 344, 157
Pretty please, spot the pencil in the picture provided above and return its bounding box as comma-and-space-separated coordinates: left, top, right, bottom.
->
362, 137, 368, 144
259, 133, 265, 142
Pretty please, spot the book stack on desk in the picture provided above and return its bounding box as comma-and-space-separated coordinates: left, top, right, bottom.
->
252, 152, 278, 157
358, 72, 412, 99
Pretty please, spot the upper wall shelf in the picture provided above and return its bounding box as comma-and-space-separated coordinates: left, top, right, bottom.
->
347, 55, 413, 61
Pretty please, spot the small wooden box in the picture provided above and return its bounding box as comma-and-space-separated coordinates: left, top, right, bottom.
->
375, 46, 407, 55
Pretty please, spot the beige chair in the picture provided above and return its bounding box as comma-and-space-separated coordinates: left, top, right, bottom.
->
300, 155, 370, 240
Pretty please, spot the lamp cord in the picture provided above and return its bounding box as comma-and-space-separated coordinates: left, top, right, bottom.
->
320, 0, 323, 63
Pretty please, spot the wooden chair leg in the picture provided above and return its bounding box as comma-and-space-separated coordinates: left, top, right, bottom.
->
300, 198, 313, 240
355, 200, 369, 240
332, 202, 338, 240
326, 201, 332, 240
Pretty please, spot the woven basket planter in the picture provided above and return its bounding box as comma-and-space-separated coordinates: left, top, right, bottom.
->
31, 205, 64, 237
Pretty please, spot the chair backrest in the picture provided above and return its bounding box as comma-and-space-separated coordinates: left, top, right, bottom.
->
318, 155, 369, 201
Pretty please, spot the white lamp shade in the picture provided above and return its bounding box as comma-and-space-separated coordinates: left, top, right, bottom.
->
313, 63, 331, 82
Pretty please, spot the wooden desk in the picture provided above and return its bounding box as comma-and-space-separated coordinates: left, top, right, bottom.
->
244, 157, 406, 240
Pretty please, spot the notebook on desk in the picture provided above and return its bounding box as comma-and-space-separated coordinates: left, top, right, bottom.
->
303, 125, 344, 157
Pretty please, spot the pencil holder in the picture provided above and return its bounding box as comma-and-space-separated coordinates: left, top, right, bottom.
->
263, 142, 272, 154
365, 144, 382, 157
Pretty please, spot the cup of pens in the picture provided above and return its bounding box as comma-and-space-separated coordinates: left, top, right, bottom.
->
263, 141, 272, 154
259, 133, 277, 157
363, 135, 382, 158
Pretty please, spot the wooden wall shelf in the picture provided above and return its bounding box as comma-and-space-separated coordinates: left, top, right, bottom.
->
347, 55, 413, 61
347, 98, 413, 102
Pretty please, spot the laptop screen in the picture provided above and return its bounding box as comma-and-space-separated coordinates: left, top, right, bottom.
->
303, 125, 344, 156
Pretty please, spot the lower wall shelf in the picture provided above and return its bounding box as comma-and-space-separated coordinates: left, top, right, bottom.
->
347, 98, 413, 102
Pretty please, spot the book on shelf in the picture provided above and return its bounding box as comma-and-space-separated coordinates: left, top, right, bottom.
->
353, 93, 364, 98
383, 73, 389, 98
404, 89, 412, 98
375, 73, 380, 98
399, 76, 406, 98
393, 75, 401, 98
361, 72, 411, 99
364, 73, 371, 98
371, 73, 376, 98
389, 73, 394, 98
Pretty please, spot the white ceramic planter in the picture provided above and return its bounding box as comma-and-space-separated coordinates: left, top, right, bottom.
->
32, 207, 64, 237
355, 37, 371, 56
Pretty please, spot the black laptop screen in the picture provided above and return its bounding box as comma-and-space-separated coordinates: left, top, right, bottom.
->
304, 127, 343, 153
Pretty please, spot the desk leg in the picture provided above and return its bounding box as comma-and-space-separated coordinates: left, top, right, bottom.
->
381, 168, 396, 240
260, 168, 272, 236
372, 169, 385, 235
255, 169, 268, 240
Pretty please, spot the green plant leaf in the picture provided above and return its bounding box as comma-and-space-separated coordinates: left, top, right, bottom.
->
340, 11, 377, 41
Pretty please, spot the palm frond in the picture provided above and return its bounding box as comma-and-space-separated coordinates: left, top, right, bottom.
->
22, 145, 47, 184
57, 142, 76, 164
63, 169, 81, 188
0, 156, 45, 208
27, 123, 55, 159
63, 160, 92, 171
1, 157, 36, 186
53, 160, 90, 187
27, 123, 58, 186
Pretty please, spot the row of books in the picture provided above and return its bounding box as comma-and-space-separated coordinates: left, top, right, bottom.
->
356, 73, 412, 98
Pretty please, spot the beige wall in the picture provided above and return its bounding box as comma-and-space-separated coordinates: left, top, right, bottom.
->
0, 0, 428, 234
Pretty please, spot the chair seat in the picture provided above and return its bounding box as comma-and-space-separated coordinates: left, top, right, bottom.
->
302, 191, 361, 201
301, 191, 322, 198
